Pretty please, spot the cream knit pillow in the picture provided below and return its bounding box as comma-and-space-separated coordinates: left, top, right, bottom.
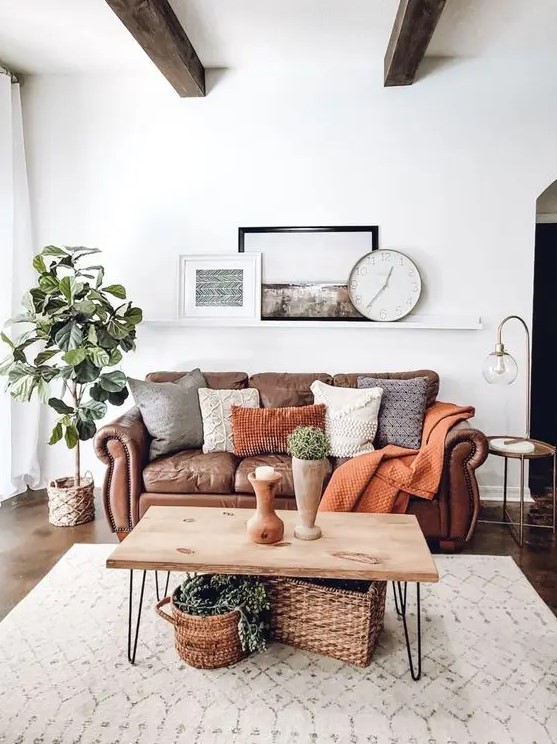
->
198, 388, 260, 453
310, 380, 383, 458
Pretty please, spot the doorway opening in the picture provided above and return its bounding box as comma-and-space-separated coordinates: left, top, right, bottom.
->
530, 180, 557, 493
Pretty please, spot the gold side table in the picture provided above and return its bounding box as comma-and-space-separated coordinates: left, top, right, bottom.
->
484, 436, 556, 547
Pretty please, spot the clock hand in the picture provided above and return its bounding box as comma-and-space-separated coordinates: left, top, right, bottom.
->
366, 267, 393, 308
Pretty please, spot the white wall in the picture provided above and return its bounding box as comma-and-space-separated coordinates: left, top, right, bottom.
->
20, 58, 557, 492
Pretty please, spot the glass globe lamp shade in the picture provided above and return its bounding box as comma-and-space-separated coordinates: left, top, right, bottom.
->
482, 350, 518, 385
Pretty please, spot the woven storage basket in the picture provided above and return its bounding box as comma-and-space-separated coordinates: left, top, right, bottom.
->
47, 473, 95, 527
265, 576, 387, 667
156, 590, 247, 669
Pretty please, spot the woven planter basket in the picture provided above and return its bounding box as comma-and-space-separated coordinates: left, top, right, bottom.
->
156, 589, 247, 669
265, 576, 387, 667
47, 473, 95, 527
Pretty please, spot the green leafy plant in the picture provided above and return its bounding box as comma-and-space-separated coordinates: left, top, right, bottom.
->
0, 245, 142, 486
174, 574, 270, 653
287, 425, 330, 460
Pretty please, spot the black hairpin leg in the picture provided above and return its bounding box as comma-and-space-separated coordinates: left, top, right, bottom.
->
394, 581, 422, 681
154, 571, 171, 602
392, 581, 407, 617
128, 570, 146, 665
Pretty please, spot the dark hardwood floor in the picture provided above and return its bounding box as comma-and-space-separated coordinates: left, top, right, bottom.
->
0, 490, 555, 621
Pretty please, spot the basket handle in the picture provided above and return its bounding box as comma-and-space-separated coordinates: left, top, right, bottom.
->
155, 596, 176, 626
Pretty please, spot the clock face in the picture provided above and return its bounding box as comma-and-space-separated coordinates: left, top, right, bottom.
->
348, 250, 422, 322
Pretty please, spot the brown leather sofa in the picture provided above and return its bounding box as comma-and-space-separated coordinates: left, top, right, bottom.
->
95, 370, 488, 552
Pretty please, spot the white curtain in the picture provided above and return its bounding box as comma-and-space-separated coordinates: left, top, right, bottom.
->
0, 71, 43, 502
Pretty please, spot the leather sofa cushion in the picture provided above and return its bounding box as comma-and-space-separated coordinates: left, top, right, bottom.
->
139, 492, 297, 519
333, 370, 439, 408
143, 449, 238, 494
235, 453, 333, 497
146, 371, 248, 389
249, 372, 332, 408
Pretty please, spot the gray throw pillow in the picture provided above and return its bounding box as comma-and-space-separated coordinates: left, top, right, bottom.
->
128, 369, 207, 460
357, 376, 428, 449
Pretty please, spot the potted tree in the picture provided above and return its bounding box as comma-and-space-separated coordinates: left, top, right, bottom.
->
287, 425, 330, 540
0, 245, 142, 526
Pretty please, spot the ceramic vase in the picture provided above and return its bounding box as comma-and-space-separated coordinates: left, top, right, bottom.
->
246, 472, 284, 544
292, 457, 327, 540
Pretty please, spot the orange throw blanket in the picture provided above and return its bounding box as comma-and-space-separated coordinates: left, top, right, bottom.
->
319, 402, 474, 515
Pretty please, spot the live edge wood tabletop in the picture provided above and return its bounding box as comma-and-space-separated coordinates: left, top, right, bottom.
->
106, 506, 439, 584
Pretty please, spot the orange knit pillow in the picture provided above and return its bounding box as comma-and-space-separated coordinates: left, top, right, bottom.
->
231, 404, 326, 456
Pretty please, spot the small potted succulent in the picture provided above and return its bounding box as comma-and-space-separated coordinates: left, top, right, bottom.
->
287, 426, 331, 540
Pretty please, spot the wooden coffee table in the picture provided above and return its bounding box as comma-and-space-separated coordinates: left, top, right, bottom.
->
107, 506, 439, 680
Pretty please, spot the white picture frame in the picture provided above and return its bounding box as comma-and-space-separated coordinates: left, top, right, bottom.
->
178, 253, 261, 320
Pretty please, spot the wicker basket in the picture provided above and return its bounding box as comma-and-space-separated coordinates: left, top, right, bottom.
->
265, 576, 387, 667
47, 473, 95, 527
156, 590, 247, 669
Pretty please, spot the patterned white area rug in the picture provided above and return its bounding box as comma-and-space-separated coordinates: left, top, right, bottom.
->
1, 545, 556, 744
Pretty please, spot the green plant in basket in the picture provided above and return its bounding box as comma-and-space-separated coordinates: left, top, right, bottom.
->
0, 244, 142, 487
287, 425, 330, 461
174, 574, 270, 653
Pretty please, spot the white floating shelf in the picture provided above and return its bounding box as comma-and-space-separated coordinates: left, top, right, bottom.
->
143, 315, 482, 331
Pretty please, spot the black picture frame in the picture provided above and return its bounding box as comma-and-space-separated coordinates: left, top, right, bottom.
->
238, 225, 379, 321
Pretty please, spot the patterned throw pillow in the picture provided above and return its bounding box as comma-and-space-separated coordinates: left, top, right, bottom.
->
128, 369, 207, 461
231, 404, 326, 457
357, 376, 428, 449
198, 388, 260, 453
310, 380, 383, 458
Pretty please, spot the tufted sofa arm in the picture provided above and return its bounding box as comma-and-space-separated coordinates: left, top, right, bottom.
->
438, 421, 489, 549
94, 407, 150, 538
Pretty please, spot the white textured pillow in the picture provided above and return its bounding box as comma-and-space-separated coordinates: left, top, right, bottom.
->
198, 388, 260, 453
310, 380, 383, 458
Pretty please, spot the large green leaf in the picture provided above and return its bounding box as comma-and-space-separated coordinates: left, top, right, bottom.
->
1, 331, 14, 349
49, 422, 63, 445
9, 376, 35, 402
86, 346, 110, 368
98, 370, 127, 392
108, 347, 122, 365
125, 306, 143, 326
39, 274, 60, 293
96, 327, 118, 350
63, 348, 87, 366
107, 319, 129, 340
55, 322, 83, 351
90, 383, 109, 402
21, 291, 34, 314
41, 245, 68, 257
64, 423, 79, 449
82, 399, 107, 420
32, 254, 47, 274
74, 358, 101, 384
65, 246, 101, 255
36, 378, 50, 403
119, 335, 136, 353
59, 276, 77, 303
108, 387, 129, 406
35, 348, 60, 366
87, 326, 98, 345
103, 284, 126, 299
76, 418, 96, 441
73, 300, 96, 316
48, 397, 74, 415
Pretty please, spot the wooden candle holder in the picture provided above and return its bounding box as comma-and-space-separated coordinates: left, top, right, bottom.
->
246, 472, 284, 545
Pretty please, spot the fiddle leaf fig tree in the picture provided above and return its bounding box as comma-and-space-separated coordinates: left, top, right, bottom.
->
0, 245, 142, 486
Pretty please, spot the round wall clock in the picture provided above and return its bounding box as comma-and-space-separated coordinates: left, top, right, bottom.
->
348, 250, 422, 322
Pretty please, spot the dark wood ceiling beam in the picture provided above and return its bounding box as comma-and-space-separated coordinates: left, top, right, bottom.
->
105, 0, 205, 97
384, 0, 446, 87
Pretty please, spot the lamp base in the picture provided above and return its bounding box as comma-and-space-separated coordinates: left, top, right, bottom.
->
489, 437, 536, 454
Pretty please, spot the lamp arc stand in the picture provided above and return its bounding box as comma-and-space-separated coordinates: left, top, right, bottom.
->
495, 315, 531, 438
